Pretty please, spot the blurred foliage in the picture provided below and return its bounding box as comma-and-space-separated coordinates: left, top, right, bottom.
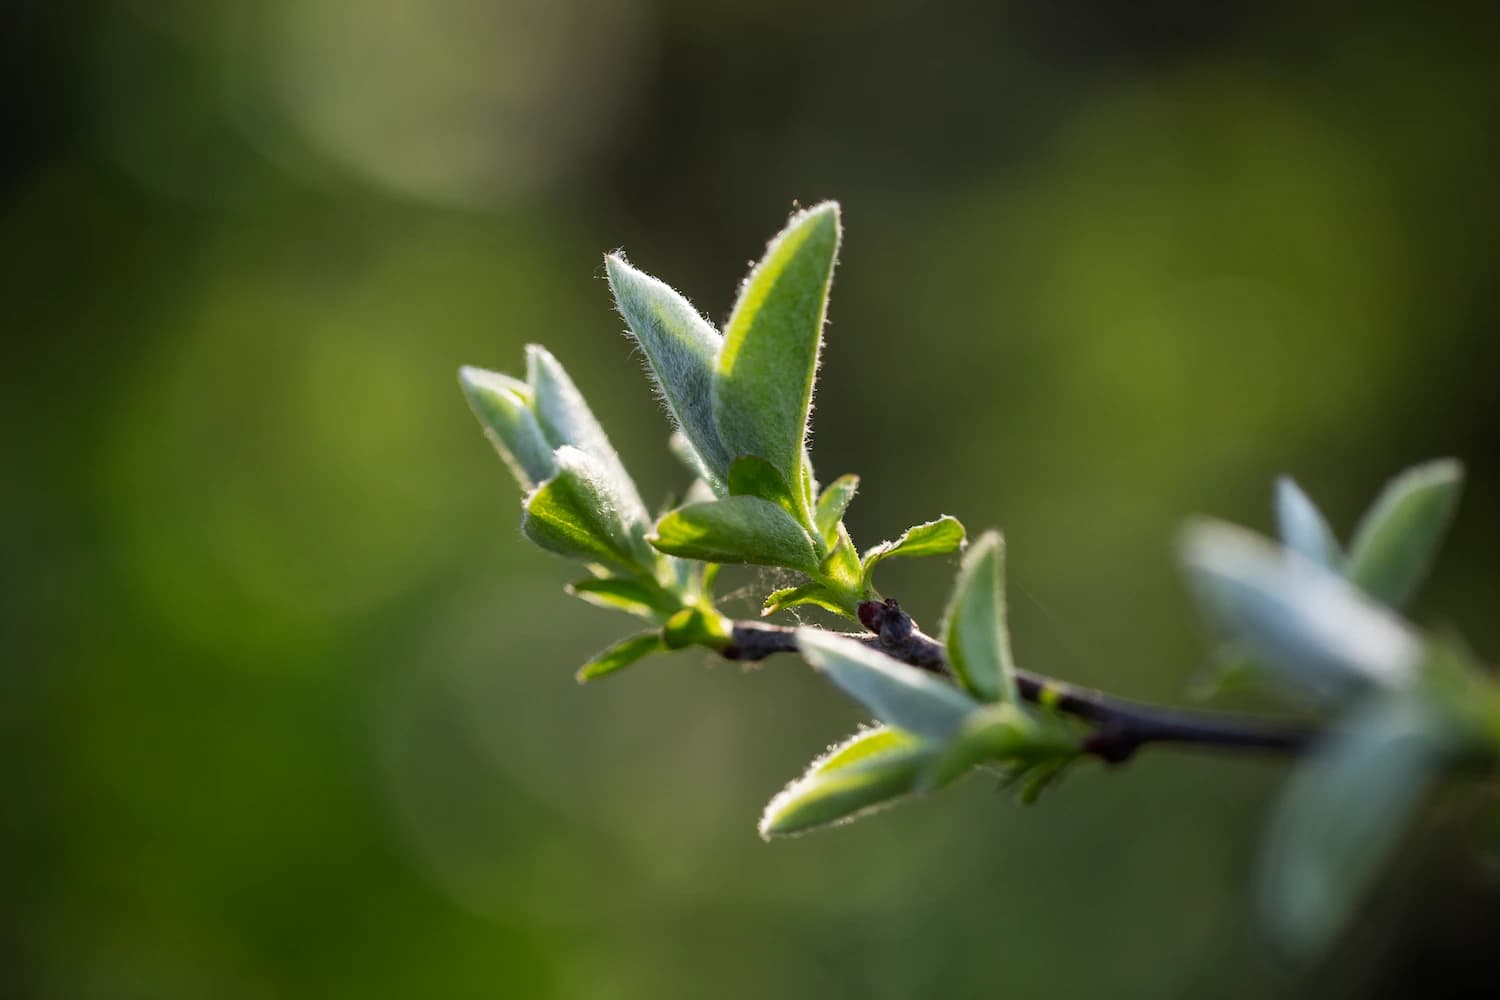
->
4, 2, 1500, 997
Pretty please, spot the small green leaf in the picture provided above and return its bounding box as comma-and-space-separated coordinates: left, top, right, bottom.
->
808, 725, 921, 772
818, 529, 864, 597
458, 366, 557, 489
712, 203, 841, 504
526, 345, 648, 521
662, 607, 731, 650
1179, 521, 1422, 703
1275, 477, 1343, 571
759, 727, 932, 839
605, 254, 732, 485
577, 630, 666, 683
762, 583, 847, 617
814, 475, 859, 549
1345, 459, 1463, 609
941, 530, 1017, 703
523, 447, 653, 573
566, 577, 675, 619
728, 455, 801, 522
649, 496, 819, 572
796, 630, 979, 742
1259, 694, 1450, 956
863, 515, 967, 581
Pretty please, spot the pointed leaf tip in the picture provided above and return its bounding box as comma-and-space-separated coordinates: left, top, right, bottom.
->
713, 204, 842, 502
1274, 477, 1343, 571
941, 530, 1017, 703
458, 365, 556, 489
759, 725, 930, 839
1345, 459, 1463, 609
605, 254, 732, 484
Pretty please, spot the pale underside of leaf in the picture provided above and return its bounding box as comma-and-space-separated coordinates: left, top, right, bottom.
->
796, 629, 979, 742
605, 254, 732, 485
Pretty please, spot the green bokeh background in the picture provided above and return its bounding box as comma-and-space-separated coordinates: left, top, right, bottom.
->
5, 3, 1500, 997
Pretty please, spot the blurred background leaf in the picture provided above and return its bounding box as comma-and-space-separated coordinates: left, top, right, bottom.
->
5, 2, 1500, 997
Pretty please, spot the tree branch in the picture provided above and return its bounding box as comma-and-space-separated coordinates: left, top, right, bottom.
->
722, 599, 1317, 763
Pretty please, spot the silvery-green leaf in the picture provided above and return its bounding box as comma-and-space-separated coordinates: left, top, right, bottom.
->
1259, 694, 1449, 956
941, 530, 1017, 703
758, 726, 931, 839
796, 630, 979, 742
814, 475, 859, 549
1275, 477, 1343, 571
605, 254, 731, 484
526, 345, 649, 527
862, 515, 967, 581
457, 366, 557, 489
1179, 521, 1422, 703
728, 455, 801, 523
762, 583, 847, 617
523, 447, 653, 572
566, 576, 675, 619
649, 496, 819, 572
712, 203, 841, 505
1345, 459, 1463, 609
576, 630, 666, 683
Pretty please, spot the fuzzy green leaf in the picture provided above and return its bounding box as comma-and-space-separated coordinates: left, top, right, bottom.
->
526, 345, 648, 518
762, 583, 847, 617
523, 447, 652, 573
458, 366, 557, 489
941, 530, 1017, 703
1179, 521, 1422, 703
917, 702, 1073, 791
759, 728, 931, 839
605, 254, 731, 485
649, 496, 818, 572
796, 630, 979, 742
728, 455, 801, 521
712, 203, 841, 501
1259, 694, 1449, 956
1345, 459, 1463, 609
576, 630, 666, 683
1274, 477, 1343, 571
862, 515, 967, 579
814, 475, 859, 549
566, 577, 674, 619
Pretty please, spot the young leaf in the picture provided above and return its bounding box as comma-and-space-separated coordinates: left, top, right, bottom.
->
1274, 476, 1343, 571
762, 583, 847, 617
759, 727, 932, 838
577, 630, 667, 683
566, 577, 675, 619
523, 447, 653, 573
662, 607, 731, 650
525, 345, 648, 522
605, 254, 732, 484
649, 496, 819, 572
1179, 521, 1422, 703
712, 203, 842, 500
796, 630, 979, 742
1258, 694, 1449, 956
458, 366, 557, 489
1344, 459, 1463, 609
814, 475, 859, 549
862, 515, 967, 579
728, 455, 801, 522
918, 701, 1074, 791
941, 530, 1017, 703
